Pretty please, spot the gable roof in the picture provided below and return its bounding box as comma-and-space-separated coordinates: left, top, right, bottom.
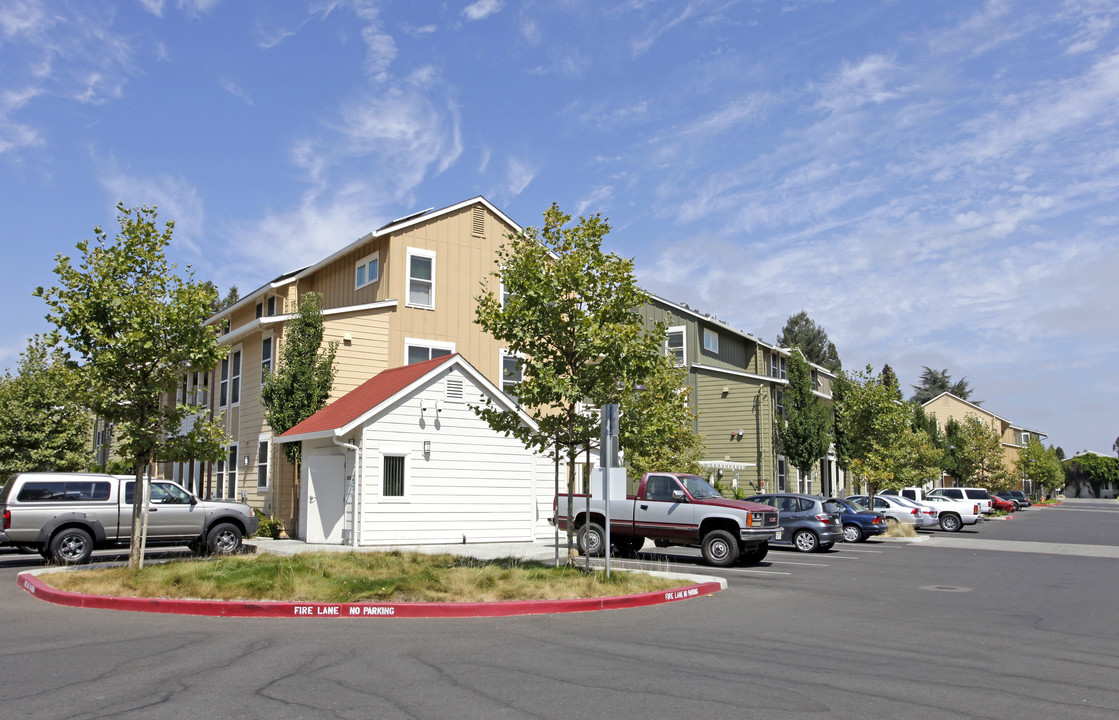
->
206, 196, 520, 326
276, 353, 536, 442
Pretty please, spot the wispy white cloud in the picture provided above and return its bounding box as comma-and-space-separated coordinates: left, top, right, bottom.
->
97, 158, 207, 255
575, 185, 613, 217
463, 0, 502, 22
504, 156, 535, 199
219, 76, 253, 104
631, 2, 697, 57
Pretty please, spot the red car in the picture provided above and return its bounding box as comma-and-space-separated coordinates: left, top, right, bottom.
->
990, 495, 1016, 512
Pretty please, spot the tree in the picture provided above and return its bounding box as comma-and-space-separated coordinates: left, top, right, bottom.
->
200, 281, 240, 312
776, 311, 841, 372
474, 203, 674, 555
833, 366, 939, 495
617, 354, 704, 476
880, 364, 900, 398
1063, 453, 1119, 498
0, 335, 92, 477
951, 416, 1010, 489
910, 366, 977, 405
1016, 439, 1063, 498
777, 349, 833, 489
35, 204, 227, 569
1113, 436, 1119, 458
260, 291, 337, 525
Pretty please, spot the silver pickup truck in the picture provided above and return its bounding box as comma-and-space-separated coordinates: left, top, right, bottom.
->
554, 472, 781, 567
0, 472, 259, 564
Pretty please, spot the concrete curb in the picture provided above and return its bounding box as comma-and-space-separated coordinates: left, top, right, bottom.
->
15, 567, 726, 619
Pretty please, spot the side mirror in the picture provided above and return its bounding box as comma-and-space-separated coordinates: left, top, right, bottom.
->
672, 489, 686, 502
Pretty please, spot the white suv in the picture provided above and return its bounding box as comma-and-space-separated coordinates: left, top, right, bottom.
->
926, 487, 993, 514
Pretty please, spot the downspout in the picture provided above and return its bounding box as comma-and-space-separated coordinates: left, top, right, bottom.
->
333, 435, 361, 547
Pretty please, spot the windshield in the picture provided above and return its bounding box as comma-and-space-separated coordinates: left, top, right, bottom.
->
679, 475, 723, 499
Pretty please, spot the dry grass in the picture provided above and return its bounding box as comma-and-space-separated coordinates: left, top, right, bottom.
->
41, 551, 688, 603
884, 520, 918, 538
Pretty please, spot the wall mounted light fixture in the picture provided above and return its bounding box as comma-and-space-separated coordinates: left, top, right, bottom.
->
423, 440, 431, 454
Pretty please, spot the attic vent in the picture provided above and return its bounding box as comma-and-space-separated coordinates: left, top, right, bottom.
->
471, 206, 485, 237
446, 377, 465, 401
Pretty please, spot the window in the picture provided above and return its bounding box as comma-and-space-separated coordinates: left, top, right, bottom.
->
1020, 431, 1030, 445
703, 328, 719, 353
777, 456, 787, 492
382, 453, 407, 498
257, 438, 269, 490
355, 251, 379, 290
261, 337, 273, 384
230, 349, 242, 405
255, 302, 263, 319
267, 296, 277, 316
501, 352, 523, 401
215, 455, 226, 497
406, 248, 435, 309
225, 444, 238, 499
405, 338, 454, 365
17, 481, 111, 502
812, 369, 820, 392
219, 357, 229, 407
770, 354, 787, 380
775, 391, 784, 416
665, 326, 685, 366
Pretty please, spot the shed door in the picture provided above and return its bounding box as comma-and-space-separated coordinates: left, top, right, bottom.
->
306, 455, 346, 544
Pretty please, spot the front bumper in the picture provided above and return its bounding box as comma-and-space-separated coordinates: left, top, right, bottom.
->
740, 527, 782, 543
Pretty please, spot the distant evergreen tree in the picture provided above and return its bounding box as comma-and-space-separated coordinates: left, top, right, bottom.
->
777, 311, 841, 373
910, 366, 977, 405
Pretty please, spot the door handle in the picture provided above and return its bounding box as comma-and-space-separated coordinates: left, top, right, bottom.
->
639, 504, 648, 510
148, 508, 158, 512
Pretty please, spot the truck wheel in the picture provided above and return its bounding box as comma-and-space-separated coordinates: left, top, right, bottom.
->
843, 524, 864, 543
207, 523, 243, 555
701, 529, 739, 567
50, 528, 93, 565
577, 522, 606, 557
793, 529, 819, 553
939, 513, 962, 532
613, 535, 644, 557
739, 541, 768, 564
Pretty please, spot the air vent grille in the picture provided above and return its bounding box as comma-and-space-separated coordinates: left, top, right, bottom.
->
471, 206, 485, 237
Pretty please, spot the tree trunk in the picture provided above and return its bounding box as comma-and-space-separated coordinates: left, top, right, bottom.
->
127, 456, 145, 570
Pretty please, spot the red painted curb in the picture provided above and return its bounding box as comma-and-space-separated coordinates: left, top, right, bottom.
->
16, 572, 722, 618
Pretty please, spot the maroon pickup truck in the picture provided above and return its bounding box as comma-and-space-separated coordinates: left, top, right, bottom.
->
554, 472, 781, 567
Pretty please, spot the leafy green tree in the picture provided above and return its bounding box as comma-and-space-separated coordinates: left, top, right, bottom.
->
35, 204, 227, 569
475, 203, 670, 554
910, 366, 977, 405
200, 281, 240, 312
777, 349, 833, 488
261, 292, 337, 470
880, 364, 900, 399
834, 366, 939, 495
0, 335, 92, 477
1063, 453, 1119, 498
1113, 436, 1119, 458
617, 354, 704, 476
776, 311, 841, 372
1016, 439, 1063, 498
952, 416, 1010, 489
1055, 446, 1066, 461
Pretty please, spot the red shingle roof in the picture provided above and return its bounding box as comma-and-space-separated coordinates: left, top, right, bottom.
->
278, 354, 457, 439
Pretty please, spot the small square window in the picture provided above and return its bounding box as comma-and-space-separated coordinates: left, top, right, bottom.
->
355, 252, 380, 290
703, 328, 719, 353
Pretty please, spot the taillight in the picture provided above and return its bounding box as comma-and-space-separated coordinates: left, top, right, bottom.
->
2, 508, 9, 530
872, 516, 881, 524
910, 508, 920, 516
973, 504, 979, 514
815, 513, 831, 523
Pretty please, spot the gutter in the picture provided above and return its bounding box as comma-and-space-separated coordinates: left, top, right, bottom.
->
332, 436, 361, 548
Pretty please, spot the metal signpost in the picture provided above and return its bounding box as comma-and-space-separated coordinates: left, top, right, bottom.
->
600, 403, 619, 578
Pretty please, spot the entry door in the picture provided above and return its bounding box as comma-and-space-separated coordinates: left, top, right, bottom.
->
306, 455, 346, 544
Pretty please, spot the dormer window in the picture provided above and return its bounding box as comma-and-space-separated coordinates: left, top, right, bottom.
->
702, 328, 719, 354
355, 252, 380, 290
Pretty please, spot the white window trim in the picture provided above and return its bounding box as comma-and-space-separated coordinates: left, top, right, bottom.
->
777, 455, 787, 493
355, 251, 380, 290
404, 337, 455, 364
703, 328, 719, 353
377, 444, 411, 502
261, 334, 274, 385
666, 325, 686, 367
227, 442, 239, 500
406, 247, 436, 310
229, 345, 243, 407
257, 435, 270, 490
500, 349, 524, 398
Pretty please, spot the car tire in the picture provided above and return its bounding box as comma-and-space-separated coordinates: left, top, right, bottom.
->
739, 541, 769, 564
793, 529, 819, 553
50, 527, 93, 565
701, 529, 739, 567
843, 524, 864, 543
577, 522, 606, 557
612, 535, 644, 557
206, 522, 243, 556
939, 513, 962, 532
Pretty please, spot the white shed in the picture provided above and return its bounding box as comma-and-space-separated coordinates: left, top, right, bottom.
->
276, 354, 559, 546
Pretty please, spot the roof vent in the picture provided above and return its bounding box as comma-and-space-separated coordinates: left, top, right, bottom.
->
471, 206, 485, 237
446, 377, 465, 401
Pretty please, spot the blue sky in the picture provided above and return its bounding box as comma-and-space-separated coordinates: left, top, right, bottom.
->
2, 0, 1117, 456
